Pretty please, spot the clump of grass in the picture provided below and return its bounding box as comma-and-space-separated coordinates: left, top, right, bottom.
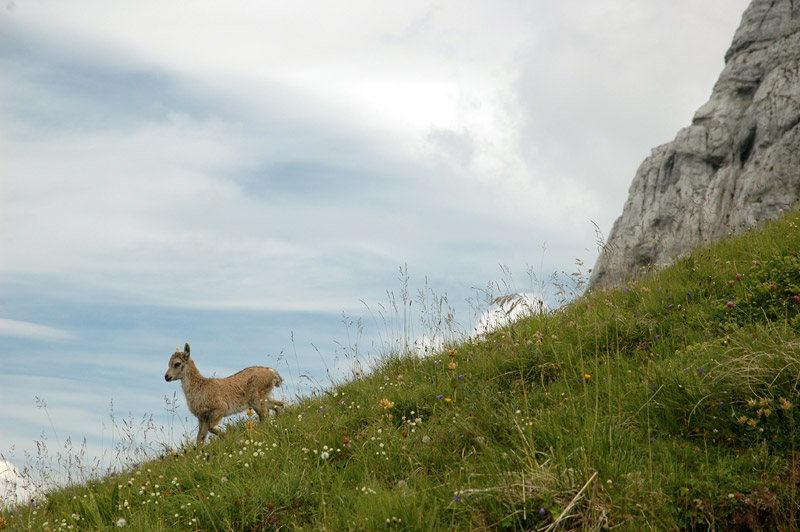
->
6, 212, 800, 530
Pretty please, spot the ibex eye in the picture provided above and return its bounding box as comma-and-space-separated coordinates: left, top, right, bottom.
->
174, 362, 181, 368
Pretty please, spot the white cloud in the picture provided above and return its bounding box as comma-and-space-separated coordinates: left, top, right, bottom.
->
0, 319, 73, 342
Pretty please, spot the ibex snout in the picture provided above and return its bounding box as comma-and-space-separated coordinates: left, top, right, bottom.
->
164, 373, 173, 382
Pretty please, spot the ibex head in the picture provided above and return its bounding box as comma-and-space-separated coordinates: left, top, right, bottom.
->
164, 343, 191, 382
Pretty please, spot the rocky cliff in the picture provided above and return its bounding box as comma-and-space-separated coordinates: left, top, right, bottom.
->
590, 0, 800, 289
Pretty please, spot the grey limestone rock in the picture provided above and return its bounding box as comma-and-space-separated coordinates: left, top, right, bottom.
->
590, 0, 800, 289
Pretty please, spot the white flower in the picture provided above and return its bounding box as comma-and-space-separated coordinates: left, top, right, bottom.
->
116, 518, 127, 527
320, 451, 330, 460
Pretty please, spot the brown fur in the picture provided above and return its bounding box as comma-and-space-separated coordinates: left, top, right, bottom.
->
164, 343, 285, 446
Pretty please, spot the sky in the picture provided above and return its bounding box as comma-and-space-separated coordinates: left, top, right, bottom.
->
0, 0, 751, 502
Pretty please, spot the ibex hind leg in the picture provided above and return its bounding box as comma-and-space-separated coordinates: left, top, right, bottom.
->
270, 399, 285, 413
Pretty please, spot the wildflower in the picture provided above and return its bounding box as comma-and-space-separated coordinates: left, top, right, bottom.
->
770, 284, 777, 292
539, 507, 546, 515
668, 304, 674, 310
736, 273, 743, 281
246, 408, 254, 418
649, 437, 655, 443
779, 397, 792, 411
584, 374, 591, 381
422, 436, 431, 443
457, 374, 464, 381
436, 394, 444, 400
320, 451, 330, 460
697, 367, 704, 376
453, 494, 461, 502
448, 348, 458, 358
378, 398, 394, 410
444, 397, 452, 403
116, 518, 127, 527
794, 295, 800, 303
728, 280, 735, 287
726, 301, 734, 308
448, 362, 457, 370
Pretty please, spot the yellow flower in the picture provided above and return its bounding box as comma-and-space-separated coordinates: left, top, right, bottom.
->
444, 398, 452, 403
448, 349, 458, 358
246, 408, 254, 418
378, 398, 394, 410
584, 374, 591, 381
448, 362, 457, 370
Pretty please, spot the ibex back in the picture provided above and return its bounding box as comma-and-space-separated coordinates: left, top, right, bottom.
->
164, 343, 285, 446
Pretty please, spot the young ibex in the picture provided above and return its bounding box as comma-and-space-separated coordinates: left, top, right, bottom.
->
164, 343, 285, 446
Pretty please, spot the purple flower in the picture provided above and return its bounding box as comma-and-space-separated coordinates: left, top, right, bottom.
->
437, 394, 443, 400
649, 384, 655, 390
649, 437, 655, 443
457, 375, 464, 381
653, 334, 661, 340
697, 367, 704, 375
453, 495, 461, 502
539, 507, 546, 515
668, 304, 674, 310
434, 361, 440, 366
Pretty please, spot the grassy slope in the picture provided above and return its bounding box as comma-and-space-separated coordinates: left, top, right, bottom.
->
6, 213, 800, 531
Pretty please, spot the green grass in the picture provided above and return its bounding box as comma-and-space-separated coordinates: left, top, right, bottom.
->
6, 212, 800, 531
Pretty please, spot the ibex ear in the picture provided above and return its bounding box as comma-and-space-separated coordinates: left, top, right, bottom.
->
184, 343, 191, 357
